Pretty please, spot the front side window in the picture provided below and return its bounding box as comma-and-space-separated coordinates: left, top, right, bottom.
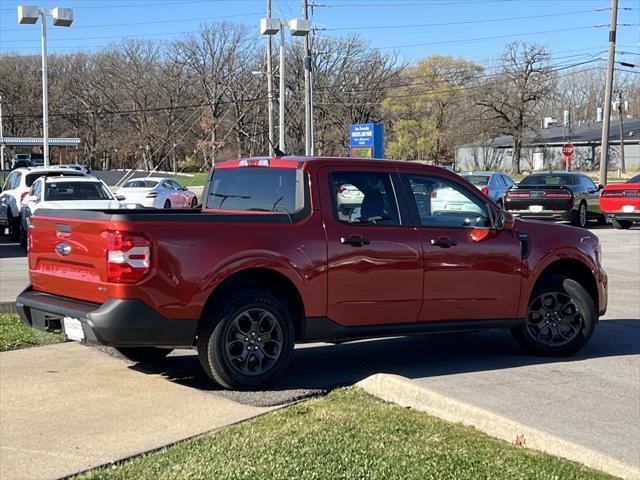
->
406, 174, 489, 228
206, 167, 305, 214
170, 180, 183, 190
330, 171, 401, 225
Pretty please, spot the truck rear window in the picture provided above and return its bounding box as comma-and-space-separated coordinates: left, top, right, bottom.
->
206, 168, 305, 213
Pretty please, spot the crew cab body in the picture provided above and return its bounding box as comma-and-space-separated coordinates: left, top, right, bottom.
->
599, 174, 640, 229
17, 157, 607, 389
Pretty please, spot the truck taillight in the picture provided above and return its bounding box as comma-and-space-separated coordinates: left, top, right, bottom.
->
104, 231, 151, 283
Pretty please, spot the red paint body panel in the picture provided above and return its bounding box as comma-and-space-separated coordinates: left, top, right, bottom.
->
27, 156, 607, 334
599, 182, 640, 215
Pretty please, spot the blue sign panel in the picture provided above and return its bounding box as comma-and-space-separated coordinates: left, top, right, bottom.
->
349, 123, 384, 158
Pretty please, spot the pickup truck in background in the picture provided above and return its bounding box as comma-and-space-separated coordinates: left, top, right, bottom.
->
17, 157, 607, 390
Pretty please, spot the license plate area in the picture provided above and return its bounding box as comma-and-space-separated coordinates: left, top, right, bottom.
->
63, 316, 85, 341
622, 205, 635, 213
529, 205, 543, 212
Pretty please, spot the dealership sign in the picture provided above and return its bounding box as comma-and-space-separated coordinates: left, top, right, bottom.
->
349, 123, 384, 159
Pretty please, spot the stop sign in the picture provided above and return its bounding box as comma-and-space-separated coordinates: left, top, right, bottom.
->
562, 143, 575, 157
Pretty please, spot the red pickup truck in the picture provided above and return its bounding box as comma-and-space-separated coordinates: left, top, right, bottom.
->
17, 157, 607, 389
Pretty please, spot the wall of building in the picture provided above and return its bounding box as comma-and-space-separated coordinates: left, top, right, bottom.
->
456, 143, 640, 172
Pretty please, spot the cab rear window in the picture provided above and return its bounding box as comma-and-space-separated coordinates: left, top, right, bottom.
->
206, 168, 305, 213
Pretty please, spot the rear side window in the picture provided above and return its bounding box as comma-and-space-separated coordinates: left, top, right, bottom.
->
206, 167, 305, 213
123, 180, 158, 188
330, 171, 401, 225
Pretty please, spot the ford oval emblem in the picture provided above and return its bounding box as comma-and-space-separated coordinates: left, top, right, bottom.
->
55, 242, 72, 256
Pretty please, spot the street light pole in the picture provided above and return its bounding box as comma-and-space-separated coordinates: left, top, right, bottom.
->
598, 0, 618, 186
266, 0, 275, 157
17, 5, 74, 168
40, 10, 49, 166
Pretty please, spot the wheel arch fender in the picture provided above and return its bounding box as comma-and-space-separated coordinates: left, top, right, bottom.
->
521, 252, 600, 318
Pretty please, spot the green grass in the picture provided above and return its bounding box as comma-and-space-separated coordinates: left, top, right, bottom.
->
178, 172, 209, 187
74, 387, 613, 480
0, 312, 65, 352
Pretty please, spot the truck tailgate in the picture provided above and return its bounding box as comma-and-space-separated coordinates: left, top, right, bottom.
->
29, 214, 110, 303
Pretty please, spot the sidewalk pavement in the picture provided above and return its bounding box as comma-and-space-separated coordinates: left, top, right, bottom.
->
0, 343, 274, 480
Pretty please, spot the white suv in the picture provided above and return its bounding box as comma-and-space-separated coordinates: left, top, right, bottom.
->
1, 167, 85, 240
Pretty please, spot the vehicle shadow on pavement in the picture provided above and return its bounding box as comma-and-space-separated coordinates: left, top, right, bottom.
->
126, 318, 640, 406
0, 238, 25, 259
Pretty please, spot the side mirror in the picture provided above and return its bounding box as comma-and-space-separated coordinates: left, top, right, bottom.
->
597, 184, 604, 191
116, 195, 126, 201
181, 186, 188, 191
495, 210, 514, 230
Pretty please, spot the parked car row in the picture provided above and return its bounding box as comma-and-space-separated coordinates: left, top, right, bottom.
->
1, 166, 199, 247
458, 170, 637, 230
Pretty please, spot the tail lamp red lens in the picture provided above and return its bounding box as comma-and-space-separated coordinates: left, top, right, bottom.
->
481, 186, 489, 196
507, 191, 530, 198
104, 231, 151, 283
544, 191, 571, 199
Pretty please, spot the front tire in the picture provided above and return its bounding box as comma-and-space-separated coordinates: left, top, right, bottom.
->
571, 202, 587, 228
7, 213, 19, 241
115, 347, 173, 363
512, 274, 596, 356
612, 219, 632, 230
197, 290, 294, 390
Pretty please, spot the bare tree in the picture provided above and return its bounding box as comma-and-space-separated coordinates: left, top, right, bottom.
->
475, 42, 555, 173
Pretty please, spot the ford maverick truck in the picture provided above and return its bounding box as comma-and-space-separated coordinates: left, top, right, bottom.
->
17, 157, 607, 389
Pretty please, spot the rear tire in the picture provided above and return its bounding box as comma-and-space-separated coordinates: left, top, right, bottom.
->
197, 289, 294, 390
115, 347, 173, 363
18, 222, 27, 249
571, 202, 587, 228
163, 200, 171, 209
191, 197, 198, 208
512, 274, 596, 356
612, 219, 632, 230
7, 213, 19, 242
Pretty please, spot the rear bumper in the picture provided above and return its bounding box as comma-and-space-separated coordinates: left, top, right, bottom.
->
605, 212, 640, 222
16, 286, 197, 348
509, 209, 571, 221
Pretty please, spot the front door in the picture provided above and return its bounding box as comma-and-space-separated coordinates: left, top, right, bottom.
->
402, 172, 523, 322
321, 168, 423, 326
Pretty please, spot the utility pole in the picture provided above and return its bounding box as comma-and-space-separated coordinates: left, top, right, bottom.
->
302, 0, 314, 156
0, 95, 5, 181
598, 0, 618, 185
279, 24, 285, 152
617, 90, 625, 173
266, 0, 275, 156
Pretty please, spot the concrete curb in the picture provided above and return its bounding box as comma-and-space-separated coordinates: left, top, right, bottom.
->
358, 374, 639, 480
0, 302, 16, 313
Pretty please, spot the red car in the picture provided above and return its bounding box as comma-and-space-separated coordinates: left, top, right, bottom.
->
599, 174, 640, 229
17, 157, 607, 389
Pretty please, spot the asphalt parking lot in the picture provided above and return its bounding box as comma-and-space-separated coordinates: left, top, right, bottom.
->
0, 224, 638, 476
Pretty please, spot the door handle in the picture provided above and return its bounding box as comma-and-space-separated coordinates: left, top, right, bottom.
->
430, 238, 457, 248
341, 235, 370, 247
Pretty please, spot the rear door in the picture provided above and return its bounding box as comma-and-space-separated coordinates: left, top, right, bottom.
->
320, 167, 423, 326
401, 172, 523, 322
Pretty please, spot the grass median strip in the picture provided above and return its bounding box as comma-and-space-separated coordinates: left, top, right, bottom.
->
0, 312, 65, 352
74, 387, 613, 480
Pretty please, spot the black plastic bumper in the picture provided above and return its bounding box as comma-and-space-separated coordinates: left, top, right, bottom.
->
606, 212, 639, 222
16, 286, 198, 348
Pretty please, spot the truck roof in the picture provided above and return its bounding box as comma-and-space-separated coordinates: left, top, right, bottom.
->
215, 156, 457, 173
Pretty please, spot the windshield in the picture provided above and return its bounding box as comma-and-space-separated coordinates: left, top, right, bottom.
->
462, 175, 490, 186
206, 167, 305, 213
123, 179, 158, 188
519, 174, 574, 186
25, 171, 83, 187
45, 181, 113, 201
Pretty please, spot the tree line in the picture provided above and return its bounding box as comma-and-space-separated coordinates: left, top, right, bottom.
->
1, 21, 637, 173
